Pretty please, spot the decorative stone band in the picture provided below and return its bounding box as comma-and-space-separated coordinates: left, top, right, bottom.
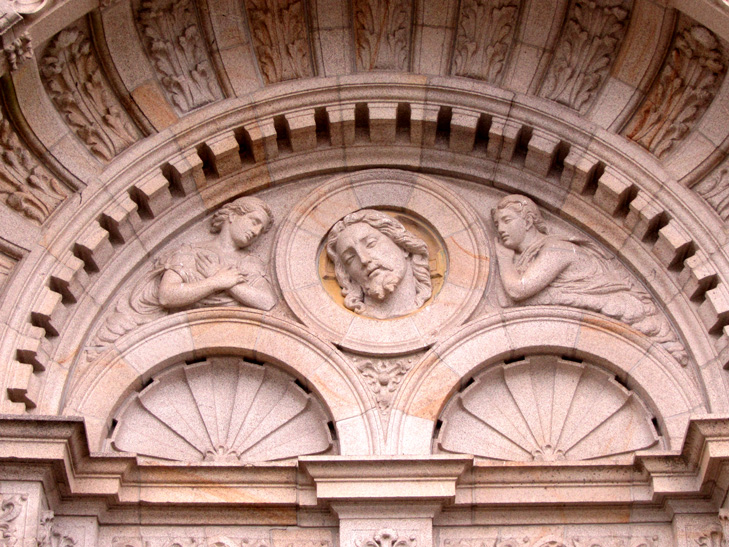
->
274, 169, 489, 355
388, 307, 705, 454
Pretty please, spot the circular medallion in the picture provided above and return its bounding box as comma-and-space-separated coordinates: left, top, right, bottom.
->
274, 169, 489, 354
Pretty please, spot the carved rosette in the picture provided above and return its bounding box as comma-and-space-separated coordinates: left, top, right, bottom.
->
137, 0, 223, 113
695, 165, 729, 222
0, 109, 68, 224
436, 355, 660, 462
244, 0, 314, 84
624, 22, 727, 159
451, 0, 519, 83
40, 26, 140, 162
110, 357, 334, 462
540, 0, 631, 112
354, 0, 412, 71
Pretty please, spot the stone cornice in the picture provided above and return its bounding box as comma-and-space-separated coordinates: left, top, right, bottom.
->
2, 415, 729, 521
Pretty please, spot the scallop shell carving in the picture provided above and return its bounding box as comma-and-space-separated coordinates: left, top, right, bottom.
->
109, 357, 334, 462
436, 355, 661, 462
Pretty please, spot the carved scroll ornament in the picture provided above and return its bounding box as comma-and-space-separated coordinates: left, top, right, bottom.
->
41, 27, 139, 162
625, 24, 727, 159
451, 0, 519, 83
244, 0, 314, 83
137, 0, 223, 113
541, 0, 631, 111
491, 194, 688, 364
354, 0, 412, 71
0, 110, 67, 224
0, 495, 26, 547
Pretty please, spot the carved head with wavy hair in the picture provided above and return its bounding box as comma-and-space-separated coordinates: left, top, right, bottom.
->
492, 194, 547, 252
210, 196, 273, 249
326, 209, 432, 319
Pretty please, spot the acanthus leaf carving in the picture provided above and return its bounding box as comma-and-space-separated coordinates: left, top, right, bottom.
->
353, 356, 413, 415
695, 165, 729, 222
356, 530, 416, 547
625, 24, 727, 159
540, 0, 630, 112
4, 32, 32, 70
137, 0, 223, 113
40, 26, 139, 162
0, 494, 26, 547
244, 0, 314, 84
35, 510, 77, 547
0, 109, 68, 224
451, 0, 519, 83
353, 0, 412, 71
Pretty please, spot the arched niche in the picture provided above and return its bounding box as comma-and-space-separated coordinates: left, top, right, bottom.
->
62, 309, 380, 455
388, 307, 706, 455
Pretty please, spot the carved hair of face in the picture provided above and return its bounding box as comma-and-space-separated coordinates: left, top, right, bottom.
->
491, 195, 548, 251
325, 209, 432, 317
210, 196, 274, 248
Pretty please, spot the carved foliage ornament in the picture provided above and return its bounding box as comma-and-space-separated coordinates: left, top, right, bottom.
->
625, 24, 727, 158
137, 0, 222, 113
0, 495, 25, 547
541, 0, 631, 111
695, 165, 729, 222
41, 26, 139, 162
353, 356, 413, 415
356, 530, 415, 547
244, 0, 314, 84
4, 32, 32, 70
451, 0, 519, 83
354, 0, 412, 71
0, 109, 67, 224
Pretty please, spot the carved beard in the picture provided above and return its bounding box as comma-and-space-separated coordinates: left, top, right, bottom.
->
361, 268, 402, 301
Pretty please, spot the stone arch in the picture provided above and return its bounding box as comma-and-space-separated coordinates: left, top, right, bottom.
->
389, 307, 706, 454
62, 309, 379, 454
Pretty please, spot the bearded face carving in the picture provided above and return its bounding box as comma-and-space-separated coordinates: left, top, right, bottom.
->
325, 209, 432, 319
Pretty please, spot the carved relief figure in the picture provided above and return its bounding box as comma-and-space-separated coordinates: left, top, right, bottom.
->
491, 195, 687, 364
156, 196, 276, 310
89, 197, 276, 355
325, 209, 431, 319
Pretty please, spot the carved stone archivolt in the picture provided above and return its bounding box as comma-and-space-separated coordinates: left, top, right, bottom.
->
109, 356, 335, 462
353, 0, 412, 71
695, 164, 729, 223
136, 0, 223, 113
274, 169, 489, 354
40, 24, 140, 162
451, 0, 519, 83
540, 0, 631, 112
436, 355, 661, 462
624, 21, 728, 159
244, 0, 314, 83
0, 109, 67, 224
